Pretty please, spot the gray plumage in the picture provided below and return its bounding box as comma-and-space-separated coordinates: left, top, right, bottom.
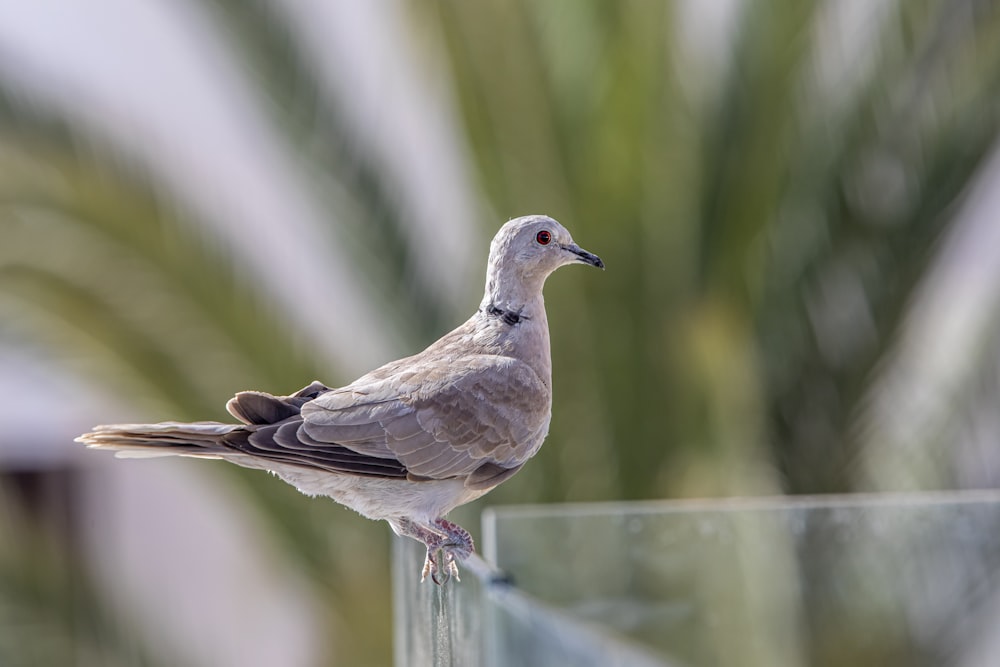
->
77, 215, 603, 583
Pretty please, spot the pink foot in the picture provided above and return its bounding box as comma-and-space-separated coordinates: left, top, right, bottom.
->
395, 517, 475, 585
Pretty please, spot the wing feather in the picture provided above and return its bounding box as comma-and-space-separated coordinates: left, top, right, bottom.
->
306, 356, 550, 482
239, 356, 550, 487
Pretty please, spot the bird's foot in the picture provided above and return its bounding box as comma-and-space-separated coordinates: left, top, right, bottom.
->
421, 547, 462, 585
395, 517, 475, 584
434, 518, 474, 555
421, 518, 475, 584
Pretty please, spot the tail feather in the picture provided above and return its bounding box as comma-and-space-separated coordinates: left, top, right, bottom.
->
75, 421, 242, 460
78, 382, 329, 462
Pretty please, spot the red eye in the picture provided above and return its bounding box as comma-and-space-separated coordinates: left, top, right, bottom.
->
536, 230, 552, 245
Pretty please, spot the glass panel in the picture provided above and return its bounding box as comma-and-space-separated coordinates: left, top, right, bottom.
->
392, 536, 484, 667
392, 536, 671, 666
483, 492, 1000, 667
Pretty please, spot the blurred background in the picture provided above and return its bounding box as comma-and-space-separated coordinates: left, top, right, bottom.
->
2, 0, 1000, 664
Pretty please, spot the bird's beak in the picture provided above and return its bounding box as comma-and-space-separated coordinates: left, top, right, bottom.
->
562, 243, 605, 269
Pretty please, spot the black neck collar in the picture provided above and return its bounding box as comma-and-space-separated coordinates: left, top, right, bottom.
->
484, 303, 528, 326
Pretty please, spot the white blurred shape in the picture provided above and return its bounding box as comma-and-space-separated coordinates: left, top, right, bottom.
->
860, 143, 1000, 488
810, 0, 897, 116
674, 0, 743, 105
83, 461, 322, 667
280, 0, 486, 311
0, 343, 123, 465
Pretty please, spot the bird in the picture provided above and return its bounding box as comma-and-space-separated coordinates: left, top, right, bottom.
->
77, 215, 604, 584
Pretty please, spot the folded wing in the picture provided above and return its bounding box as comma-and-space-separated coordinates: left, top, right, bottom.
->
291, 356, 551, 488
220, 357, 549, 489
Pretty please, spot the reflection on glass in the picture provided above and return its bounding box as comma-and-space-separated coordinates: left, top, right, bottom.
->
482, 492, 1000, 667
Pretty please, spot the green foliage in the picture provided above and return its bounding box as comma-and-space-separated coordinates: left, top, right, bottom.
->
429, 0, 1000, 500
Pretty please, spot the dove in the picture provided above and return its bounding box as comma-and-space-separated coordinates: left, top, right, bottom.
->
77, 215, 604, 583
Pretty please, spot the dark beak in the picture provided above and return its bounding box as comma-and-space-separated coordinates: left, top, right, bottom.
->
562, 243, 605, 269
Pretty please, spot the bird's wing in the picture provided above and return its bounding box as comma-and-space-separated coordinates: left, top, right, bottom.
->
223, 380, 411, 478
299, 355, 550, 486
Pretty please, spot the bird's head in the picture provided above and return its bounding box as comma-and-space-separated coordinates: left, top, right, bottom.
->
488, 215, 604, 284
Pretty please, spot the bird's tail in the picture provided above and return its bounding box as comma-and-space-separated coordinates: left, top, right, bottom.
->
77, 381, 330, 459
75, 421, 241, 459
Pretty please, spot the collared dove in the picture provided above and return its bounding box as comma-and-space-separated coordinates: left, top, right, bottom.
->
77, 215, 604, 583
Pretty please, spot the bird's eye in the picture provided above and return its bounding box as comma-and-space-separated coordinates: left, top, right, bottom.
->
536, 230, 552, 245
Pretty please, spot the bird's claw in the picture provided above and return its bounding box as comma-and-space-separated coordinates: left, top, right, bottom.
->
421, 546, 463, 585
420, 554, 432, 583
396, 517, 474, 584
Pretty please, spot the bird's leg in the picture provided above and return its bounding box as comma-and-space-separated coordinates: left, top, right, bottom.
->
393, 518, 452, 584
393, 518, 476, 584
431, 518, 475, 583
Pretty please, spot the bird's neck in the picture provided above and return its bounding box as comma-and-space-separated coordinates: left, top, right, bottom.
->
479, 277, 552, 387
480, 265, 547, 320
480, 290, 546, 324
